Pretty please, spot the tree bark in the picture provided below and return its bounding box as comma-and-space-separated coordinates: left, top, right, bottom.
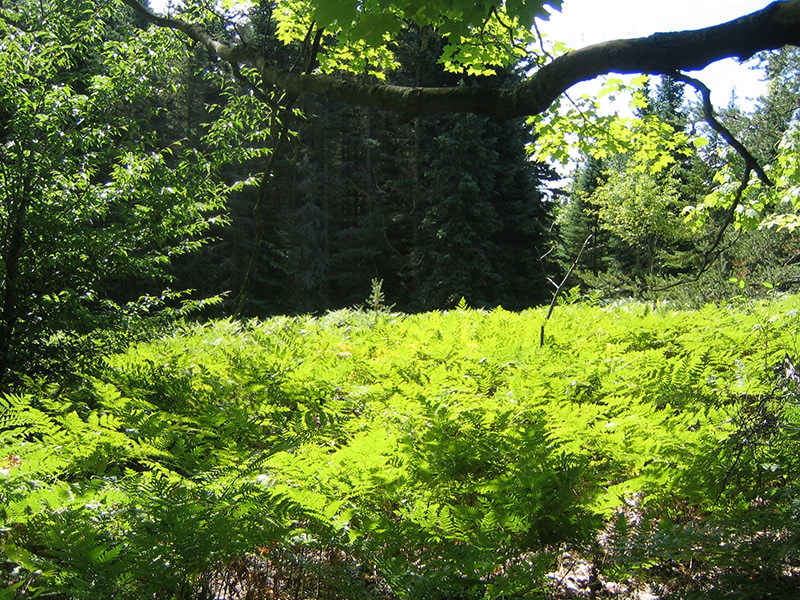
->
121, 0, 800, 119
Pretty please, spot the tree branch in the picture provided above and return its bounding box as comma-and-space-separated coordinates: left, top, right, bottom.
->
121, 0, 267, 68
120, 0, 800, 119
540, 234, 592, 348
672, 72, 771, 186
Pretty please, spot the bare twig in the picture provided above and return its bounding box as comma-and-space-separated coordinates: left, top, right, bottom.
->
540, 234, 592, 348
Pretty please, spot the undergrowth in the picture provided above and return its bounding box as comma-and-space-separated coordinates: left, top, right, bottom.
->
1, 296, 799, 598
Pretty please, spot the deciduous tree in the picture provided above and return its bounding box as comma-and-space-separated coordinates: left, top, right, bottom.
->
0, 0, 229, 384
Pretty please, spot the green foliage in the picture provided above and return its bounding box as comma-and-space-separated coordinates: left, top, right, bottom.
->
593, 167, 688, 247
365, 278, 393, 314
0, 1, 234, 383
529, 75, 705, 170
745, 48, 800, 166
411, 107, 551, 311
270, 0, 559, 78
3, 297, 800, 597
215, 21, 555, 315
550, 72, 800, 302
683, 111, 800, 235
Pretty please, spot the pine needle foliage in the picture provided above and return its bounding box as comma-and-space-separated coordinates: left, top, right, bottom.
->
2, 297, 800, 598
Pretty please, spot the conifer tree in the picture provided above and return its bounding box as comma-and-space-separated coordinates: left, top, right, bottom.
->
556, 154, 608, 280
248, 23, 555, 313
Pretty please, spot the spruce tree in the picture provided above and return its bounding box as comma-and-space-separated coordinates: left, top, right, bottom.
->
399, 30, 553, 310
556, 154, 608, 280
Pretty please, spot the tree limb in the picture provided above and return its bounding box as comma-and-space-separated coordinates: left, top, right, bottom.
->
120, 0, 800, 119
672, 72, 771, 186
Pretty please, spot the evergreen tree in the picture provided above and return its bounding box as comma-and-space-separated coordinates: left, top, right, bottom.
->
555, 154, 608, 279
251, 24, 556, 313
745, 48, 800, 164
168, 15, 554, 315
654, 75, 686, 131
395, 30, 552, 310
410, 114, 506, 310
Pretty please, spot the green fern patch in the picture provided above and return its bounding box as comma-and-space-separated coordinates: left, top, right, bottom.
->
2, 297, 799, 598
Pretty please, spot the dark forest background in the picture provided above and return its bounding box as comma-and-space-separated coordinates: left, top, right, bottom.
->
163, 10, 557, 315
159, 1, 800, 316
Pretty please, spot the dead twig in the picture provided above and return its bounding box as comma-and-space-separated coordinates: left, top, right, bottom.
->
540, 234, 592, 348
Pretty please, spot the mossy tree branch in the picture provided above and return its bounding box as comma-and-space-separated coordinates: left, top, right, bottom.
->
120, 0, 800, 119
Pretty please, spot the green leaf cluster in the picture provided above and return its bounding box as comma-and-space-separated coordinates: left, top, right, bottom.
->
529, 77, 705, 171
687, 114, 800, 233
272, 0, 559, 77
